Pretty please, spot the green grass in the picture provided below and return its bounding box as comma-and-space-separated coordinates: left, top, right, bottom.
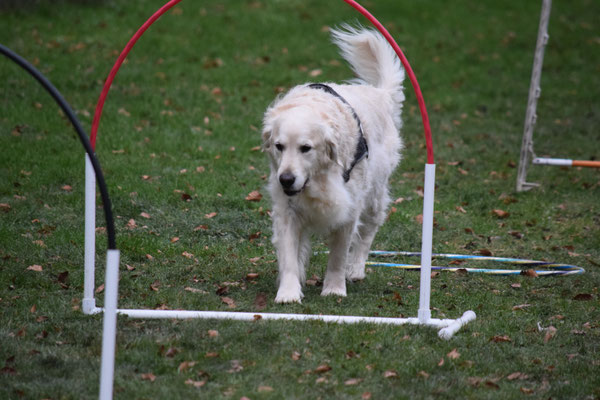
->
1, 0, 599, 399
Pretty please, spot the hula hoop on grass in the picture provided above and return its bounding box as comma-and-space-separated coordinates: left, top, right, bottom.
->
366, 251, 585, 276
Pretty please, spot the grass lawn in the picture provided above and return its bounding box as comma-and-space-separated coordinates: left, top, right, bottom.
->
1, 0, 599, 398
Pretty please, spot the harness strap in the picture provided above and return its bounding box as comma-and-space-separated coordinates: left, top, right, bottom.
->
308, 83, 368, 182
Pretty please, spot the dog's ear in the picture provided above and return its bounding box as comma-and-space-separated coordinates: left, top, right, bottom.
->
261, 128, 272, 152
326, 139, 336, 162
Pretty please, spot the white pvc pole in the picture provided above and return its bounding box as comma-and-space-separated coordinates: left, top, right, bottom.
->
418, 163, 436, 323
83, 154, 97, 314
533, 157, 572, 166
438, 310, 476, 340
99, 250, 120, 400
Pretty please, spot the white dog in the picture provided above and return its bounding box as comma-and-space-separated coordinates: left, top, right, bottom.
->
261, 26, 405, 303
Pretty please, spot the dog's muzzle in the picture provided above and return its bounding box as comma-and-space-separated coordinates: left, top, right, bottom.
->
279, 173, 309, 196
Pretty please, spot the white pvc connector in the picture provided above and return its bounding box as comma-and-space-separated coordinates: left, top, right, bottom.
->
438, 310, 477, 340
83, 154, 97, 314
418, 163, 436, 323
533, 157, 573, 167
99, 249, 120, 400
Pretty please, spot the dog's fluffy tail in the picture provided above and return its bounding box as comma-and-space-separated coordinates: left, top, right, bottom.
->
330, 24, 405, 98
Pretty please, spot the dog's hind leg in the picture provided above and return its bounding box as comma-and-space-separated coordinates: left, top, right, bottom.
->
321, 223, 354, 297
347, 221, 380, 281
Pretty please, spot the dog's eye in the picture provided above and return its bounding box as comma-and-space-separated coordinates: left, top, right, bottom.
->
299, 145, 312, 153
275, 143, 284, 151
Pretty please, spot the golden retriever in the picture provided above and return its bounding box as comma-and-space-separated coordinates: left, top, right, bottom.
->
262, 25, 405, 303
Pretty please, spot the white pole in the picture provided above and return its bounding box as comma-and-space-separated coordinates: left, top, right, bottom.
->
533, 157, 573, 166
418, 163, 436, 323
438, 310, 476, 340
99, 250, 120, 400
83, 154, 97, 314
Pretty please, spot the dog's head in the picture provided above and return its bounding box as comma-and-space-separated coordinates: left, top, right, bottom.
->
262, 104, 336, 197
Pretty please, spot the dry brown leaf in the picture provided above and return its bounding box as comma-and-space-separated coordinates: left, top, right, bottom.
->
194, 225, 208, 231
205, 212, 217, 219
0, 203, 11, 212
507, 372, 529, 381
291, 351, 302, 361
490, 335, 511, 343
456, 205, 467, 213
512, 304, 531, 311
221, 297, 236, 308
447, 348, 460, 359
362, 392, 372, 400
253, 293, 267, 311
315, 364, 332, 373
258, 386, 274, 392
27, 264, 43, 272
185, 379, 206, 388
141, 373, 156, 382
95, 284, 105, 294
178, 361, 196, 372
208, 330, 219, 338
171, 237, 180, 243
205, 352, 219, 358
573, 293, 593, 301
521, 269, 538, 278
61, 185, 73, 192
344, 378, 363, 386
245, 190, 262, 202
182, 251, 194, 259
383, 370, 398, 378
492, 209, 510, 218
140, 212, 151, 219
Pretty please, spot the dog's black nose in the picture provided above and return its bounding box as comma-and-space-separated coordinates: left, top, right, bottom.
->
279, 173, 296, 189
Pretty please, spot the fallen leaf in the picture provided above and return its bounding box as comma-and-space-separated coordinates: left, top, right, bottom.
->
228, 360, 243, 373
447, 348, 460, 359
27, 265, 43, 272
205, 352, 219, 358
415, 214, 424, 224
246, 272, 259, 280
573, 293, 593, 301
182, 251, 194, 259
512, 304, 531, 311
467, 377, 483, 387
205, 212, 217, 219
315, 364, 332, 373
171, 237, 180, 243
178, 361, 196, 372
258, 386, 274, 392
383, 370, 398, 378
437, 358, 445, 367
185, 379, 206, 388
127, 219, 137, 229
164, 347, 178, 358
345, 378, 363, 385
362, 392, 372, 400
221, 297, 236, 308
477, 249, 493, 256
141, 373, 156, 382
309, 68, 322, 77
520, 387, 534, 394
490, 335, 511, 343
291, 351, 302, 361
245, 190, 262, 202
455, 205, 467, 213
511, 283, 521, 289
417, 370, 430, 379
507, 372, 529, 381
208, 330, 219, 338
492, 209, 510, 218
146, 254, 154, 261
61, 185, 73, 192
253, 293, 267, 310
95, 284, 104, 294
0, 203, 11, 212
521, 269, 538, 277
140, 212, 151, 219
194, 225, 208, 231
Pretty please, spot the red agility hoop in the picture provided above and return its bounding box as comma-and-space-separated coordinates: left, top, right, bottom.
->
90, 0, 434, 164
92, 3, 468, 399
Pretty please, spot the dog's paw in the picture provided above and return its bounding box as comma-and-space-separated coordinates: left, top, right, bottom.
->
321, 283, 347, 297
274, 292, 303, 304
275, 284, 303, 303
346, 265, 366, 281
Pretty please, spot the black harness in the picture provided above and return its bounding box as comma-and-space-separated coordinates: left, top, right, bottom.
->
308, 83, 368, 183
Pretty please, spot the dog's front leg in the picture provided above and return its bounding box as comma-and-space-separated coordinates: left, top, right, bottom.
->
273, 211, 304, 303
321, 223, 354, 297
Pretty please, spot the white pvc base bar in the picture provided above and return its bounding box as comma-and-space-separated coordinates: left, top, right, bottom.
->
89, 307, 476, 340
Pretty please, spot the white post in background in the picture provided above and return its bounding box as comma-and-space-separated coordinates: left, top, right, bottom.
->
99, 249, 120, 400
83, 154, 97, 314
515, 0, 552, 191
418, 163, 436, 323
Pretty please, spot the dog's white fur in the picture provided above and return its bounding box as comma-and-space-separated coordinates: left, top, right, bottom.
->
262, 26, 405, 303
